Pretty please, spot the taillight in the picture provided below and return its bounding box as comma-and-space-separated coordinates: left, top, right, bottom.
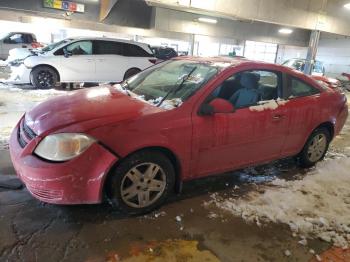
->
148, 59, 157, 64
31, 42, 43, 48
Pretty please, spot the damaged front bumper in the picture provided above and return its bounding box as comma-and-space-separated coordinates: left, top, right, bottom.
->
1, 64, 31, 84
9, 121, 118, 205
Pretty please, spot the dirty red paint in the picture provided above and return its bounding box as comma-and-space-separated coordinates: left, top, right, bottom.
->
9, 57, 348, 205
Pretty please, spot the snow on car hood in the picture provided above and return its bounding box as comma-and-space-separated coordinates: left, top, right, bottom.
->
25, 86, 163, 135
7, 48, 34, 62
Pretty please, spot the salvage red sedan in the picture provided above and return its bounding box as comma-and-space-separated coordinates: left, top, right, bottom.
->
10, 57, 348, 214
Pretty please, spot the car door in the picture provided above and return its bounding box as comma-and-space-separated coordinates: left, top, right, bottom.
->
279, 74, 321, 157
58, 40, 96, 82
192, 68, 290, 177
94, 40, 127, 82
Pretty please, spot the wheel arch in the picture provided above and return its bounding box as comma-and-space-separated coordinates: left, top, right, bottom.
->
104, 146, 183, 200
123, 67, 141, 80
31, 64, 61, 82
315, 121, 335, 140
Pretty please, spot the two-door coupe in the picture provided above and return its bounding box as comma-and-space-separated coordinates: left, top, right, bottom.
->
10, 57, 348, 214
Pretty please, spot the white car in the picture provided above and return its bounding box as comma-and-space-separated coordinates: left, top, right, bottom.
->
0, 32, 42, 61
6, 37, 157, 89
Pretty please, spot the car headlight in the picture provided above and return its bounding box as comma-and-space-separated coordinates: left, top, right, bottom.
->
34, 133, 96, 162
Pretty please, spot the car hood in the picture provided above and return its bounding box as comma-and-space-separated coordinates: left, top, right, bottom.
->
25, 86, 163, 135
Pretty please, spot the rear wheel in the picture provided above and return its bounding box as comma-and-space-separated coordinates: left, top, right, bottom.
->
30, 66, 58, 89
107, 150, 175, 215
123, 68, 141, 80
299, 127, 330, 168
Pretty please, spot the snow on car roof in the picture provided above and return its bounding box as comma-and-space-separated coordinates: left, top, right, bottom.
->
172, 56, 269, 69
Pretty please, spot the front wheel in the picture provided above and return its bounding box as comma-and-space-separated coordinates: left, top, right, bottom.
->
107, 150, 175, 215
298, 127, 330, 168
30, 66, 58, 89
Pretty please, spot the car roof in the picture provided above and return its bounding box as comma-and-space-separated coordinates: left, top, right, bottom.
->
67, 36, 148, 47
173, 56, 267, 68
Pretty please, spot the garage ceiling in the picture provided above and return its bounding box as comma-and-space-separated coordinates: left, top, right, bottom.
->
145, 0, 350, 36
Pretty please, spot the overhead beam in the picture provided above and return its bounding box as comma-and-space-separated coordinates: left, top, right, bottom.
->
145, 0, 350, 36
99, 0, 119, 21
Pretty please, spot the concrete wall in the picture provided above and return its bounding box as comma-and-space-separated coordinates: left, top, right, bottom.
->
146, 0, 350, 36
276, 45, 308, 64
0, 0, 153, 28
316, 33, 350, 77
154, 8, 310, 47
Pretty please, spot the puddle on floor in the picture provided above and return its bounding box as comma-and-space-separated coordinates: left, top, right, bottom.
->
106, 239, 219, 262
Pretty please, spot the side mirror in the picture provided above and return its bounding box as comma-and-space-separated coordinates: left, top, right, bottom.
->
63, 49, 72, 58
199, 98, 235, 116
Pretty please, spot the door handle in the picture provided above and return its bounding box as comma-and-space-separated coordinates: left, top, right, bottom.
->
22, 45, 27, 48
272, 114, 285, 120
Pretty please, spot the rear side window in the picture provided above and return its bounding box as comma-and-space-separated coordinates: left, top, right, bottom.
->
288, 77, 320, 98
23, 34, 33, 43
123, 43, 153, 57
94, 40, 123, 55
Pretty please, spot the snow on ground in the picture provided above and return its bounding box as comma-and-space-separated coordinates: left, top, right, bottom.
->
206, 157, 350, 248
0, 84, 65, 149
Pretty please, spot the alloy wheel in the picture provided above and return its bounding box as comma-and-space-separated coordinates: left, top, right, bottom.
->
120, 162, 166, 208
37, 70, 54, 88
307, 133, 327, 162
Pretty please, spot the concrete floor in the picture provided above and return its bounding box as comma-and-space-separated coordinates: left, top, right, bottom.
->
0, 83, 349, 262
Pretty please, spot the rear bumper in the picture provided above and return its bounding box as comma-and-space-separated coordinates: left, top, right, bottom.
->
9, 123, 118, 204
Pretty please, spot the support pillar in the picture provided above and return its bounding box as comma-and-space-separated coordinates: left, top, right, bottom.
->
303, 30, 321, 75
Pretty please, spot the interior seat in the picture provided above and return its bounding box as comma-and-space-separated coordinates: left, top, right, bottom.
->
229, 72, 260, 108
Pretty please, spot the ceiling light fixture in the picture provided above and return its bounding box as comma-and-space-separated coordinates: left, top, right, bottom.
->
344, 3, 350, 9
198, 17, 217, 24
279, 28, 293, 34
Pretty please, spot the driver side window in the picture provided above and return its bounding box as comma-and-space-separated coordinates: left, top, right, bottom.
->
65, 41, 93, 55
210, 70, 280, 109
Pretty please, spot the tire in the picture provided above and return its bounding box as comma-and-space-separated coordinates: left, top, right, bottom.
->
298, 127, 331, 168
123, 68, 141, 80
107, 150, 175, 215
30, 66, 58, 89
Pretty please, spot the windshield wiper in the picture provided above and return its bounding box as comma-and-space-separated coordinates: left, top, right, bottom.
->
157, 66, 197, 107
121, 81, 131, 96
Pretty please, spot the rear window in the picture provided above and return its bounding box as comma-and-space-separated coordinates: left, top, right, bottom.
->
123, 43, 153, 57
288, 77, 320, 98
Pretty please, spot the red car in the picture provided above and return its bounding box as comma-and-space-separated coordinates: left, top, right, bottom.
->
9, 57, 348, 214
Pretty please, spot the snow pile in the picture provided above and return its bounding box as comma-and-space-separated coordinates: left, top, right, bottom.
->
208, 158, 350, 248
249, 99, 288, 112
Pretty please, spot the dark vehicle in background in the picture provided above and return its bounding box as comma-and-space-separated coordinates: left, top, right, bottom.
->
0, 32, 43, 60
151, 46, 178, 61
282, 58, 325, 76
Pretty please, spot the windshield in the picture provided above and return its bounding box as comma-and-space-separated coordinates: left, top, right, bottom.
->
117, 60, 220, 109
41, 39, 73, 52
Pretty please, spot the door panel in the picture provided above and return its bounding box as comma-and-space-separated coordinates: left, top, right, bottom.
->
59, 40, 96, 82
191, 68, 290, 178
95, 54, 127, 82
192, 105, 289, 177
